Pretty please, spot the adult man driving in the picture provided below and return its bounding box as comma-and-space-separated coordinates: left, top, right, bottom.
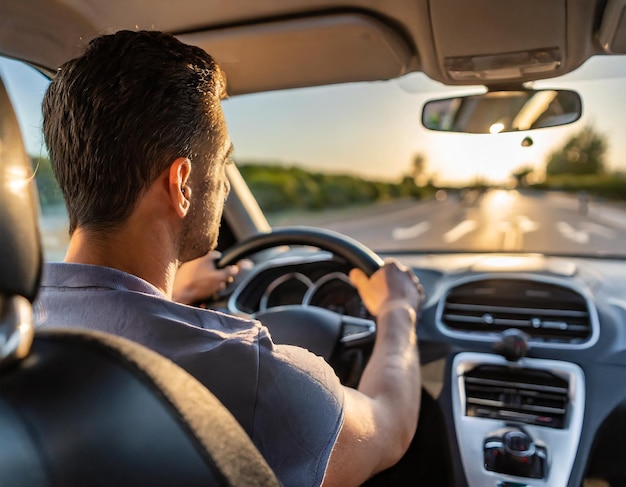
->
36, 30, 423, 487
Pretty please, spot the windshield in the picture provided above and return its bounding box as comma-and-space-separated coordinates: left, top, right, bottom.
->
4, 54, 626, 259
222, 55, 626, 256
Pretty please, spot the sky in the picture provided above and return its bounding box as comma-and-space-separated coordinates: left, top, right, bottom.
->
3, 54, 626, 186
222, 55, 626, 185
0, 57, 49, 157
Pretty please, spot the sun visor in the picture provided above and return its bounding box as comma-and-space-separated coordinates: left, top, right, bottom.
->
179, 13, 414, 96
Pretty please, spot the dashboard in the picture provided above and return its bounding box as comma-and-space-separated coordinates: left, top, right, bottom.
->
229, 254, 370, 319
221, 249, 626, 486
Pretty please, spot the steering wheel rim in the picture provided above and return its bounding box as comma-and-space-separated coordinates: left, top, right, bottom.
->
217, 226, 384, 276
218, 226, 383, 364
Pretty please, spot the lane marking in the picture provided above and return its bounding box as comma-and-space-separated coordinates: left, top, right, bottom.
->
581, 221, 616, 239
444, 220, 478, 243
517, 215, 540, 233
557, 221, 589, 244
392, 221, 431, 241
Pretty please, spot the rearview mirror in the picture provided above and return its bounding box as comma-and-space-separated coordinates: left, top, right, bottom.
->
422, 89, 582, 134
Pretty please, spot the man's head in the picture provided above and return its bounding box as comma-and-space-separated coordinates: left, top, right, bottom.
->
42, 30, 230, 260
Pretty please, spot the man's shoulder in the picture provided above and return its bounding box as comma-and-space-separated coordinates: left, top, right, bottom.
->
260, 342, 344, 401
37, 262, 264, 344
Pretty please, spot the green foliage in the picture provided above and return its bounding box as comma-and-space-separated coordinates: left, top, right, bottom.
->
29, 156, 433, 215
238, 163, 426, 214
32, 156, 65, 208
545, 125, 608, 176
532, 173, 626, 200
536, 125, 626, 199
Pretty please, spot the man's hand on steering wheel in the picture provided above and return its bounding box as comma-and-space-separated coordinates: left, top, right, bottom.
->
173, 251, 250, 305
349, 259, 424, 319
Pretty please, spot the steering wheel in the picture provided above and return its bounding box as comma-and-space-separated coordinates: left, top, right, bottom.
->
217, 227, 384, 362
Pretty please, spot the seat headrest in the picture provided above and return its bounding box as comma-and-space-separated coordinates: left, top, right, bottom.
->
0, 76, 42, 303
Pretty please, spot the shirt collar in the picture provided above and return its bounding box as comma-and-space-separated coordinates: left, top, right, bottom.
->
41, 262, 167, 298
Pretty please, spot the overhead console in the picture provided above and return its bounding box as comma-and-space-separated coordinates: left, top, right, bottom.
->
423, 0, 599, 85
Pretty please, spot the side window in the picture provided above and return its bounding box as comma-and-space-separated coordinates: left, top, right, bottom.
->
0, 57, 68, 261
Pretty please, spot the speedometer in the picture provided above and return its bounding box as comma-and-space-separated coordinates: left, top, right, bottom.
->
260, 273, 313, 311
304, 272, 369, 318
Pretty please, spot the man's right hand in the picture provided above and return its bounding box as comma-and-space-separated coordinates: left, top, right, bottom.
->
349, 259, 423, 319
323, 259, 424, 487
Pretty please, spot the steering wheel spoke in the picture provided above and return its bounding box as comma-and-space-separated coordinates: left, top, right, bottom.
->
340, 315, 376, 348
252, 305, 343, 360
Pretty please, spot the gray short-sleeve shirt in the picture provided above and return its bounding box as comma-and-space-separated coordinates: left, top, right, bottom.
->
35, 263, 345, 487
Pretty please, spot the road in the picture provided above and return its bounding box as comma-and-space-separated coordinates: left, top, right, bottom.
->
314, 189, 626, 255
40, 189, 626, 259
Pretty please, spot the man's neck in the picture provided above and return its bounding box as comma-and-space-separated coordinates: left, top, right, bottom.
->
64, 221, 179, 299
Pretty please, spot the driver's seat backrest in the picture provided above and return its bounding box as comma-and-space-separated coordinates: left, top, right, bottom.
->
0, 71, 280, 487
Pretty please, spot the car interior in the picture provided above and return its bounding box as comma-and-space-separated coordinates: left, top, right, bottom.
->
2, 1, 626, 486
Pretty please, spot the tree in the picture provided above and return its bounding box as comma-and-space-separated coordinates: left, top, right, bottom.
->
409, 153, 428, 186
545, 125, 608, 176
511, 166, 534, 187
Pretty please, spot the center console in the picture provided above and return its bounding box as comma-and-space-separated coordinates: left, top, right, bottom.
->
451, 352, 585, 486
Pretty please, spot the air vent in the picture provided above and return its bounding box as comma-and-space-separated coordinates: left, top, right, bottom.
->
464, 365, 569, 429
441, 279, 591, 343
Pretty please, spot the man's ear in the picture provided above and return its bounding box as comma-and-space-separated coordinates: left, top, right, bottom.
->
168, 157, 192, 218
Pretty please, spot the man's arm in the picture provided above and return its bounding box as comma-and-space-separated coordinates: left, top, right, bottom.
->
323, 259, 423, 487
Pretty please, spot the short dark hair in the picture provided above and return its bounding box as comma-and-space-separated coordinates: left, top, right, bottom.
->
42, 30, 227, 234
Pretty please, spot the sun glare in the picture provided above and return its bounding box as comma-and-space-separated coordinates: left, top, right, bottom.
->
489, 122, 505, 134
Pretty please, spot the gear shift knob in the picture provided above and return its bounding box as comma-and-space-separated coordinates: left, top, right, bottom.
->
493, 328, 530, 361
